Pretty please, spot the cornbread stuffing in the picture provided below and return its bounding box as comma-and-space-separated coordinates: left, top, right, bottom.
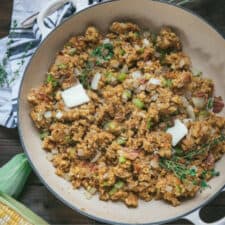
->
28, 22, 225, 207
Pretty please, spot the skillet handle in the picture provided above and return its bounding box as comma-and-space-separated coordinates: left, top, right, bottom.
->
37, 0, 89, 39
183, 187, 225, 225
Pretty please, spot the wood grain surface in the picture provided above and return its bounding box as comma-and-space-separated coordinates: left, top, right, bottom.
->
0, 0, 225, 224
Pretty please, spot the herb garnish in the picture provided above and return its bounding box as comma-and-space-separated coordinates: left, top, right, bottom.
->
92, 43, 114, 61
181, 135, 225, 160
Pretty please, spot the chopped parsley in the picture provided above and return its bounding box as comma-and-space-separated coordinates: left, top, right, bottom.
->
92, 43, 114, 61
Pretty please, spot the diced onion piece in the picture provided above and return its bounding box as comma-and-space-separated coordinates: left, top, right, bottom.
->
102, 38, 111, 44
154, 52, 161, 58
46, 153, 53, 161
61, 84, 90, 108
88, 187, 97, 195
182, 97, 195, 120
52, 149, 58, 155
91, 72, 101, 90
166, 119, 188, 146
186, 105, 195, 120
131, 71, 142, 79
146, 60, 152, 66
192, 97, 205, 109
84, 191, 93, 200
77, 149, 84, 157
165, 185, 173, 193
90, 151, 102, 163
183, 118, 193, 125
55, 111, 63, 119
74, 68, 81, 76
179, 59, 185, 68
134, 44, 141, 50
150, 158, 159, 169
120, 64, 128, 73
142, 38, 150, 47
44, 111, 52, 119
148, 78, 161, 85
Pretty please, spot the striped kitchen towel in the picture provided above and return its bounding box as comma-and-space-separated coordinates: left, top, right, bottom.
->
0, 0, 104, 128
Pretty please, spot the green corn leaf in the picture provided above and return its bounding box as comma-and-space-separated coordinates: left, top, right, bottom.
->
0, 153, 31, 198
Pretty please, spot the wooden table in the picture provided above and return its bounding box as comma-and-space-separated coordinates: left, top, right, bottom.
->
0, 0, 225, 224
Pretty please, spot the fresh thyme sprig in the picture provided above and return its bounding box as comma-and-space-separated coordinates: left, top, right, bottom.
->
160, 135, 225, 188
178, 135, 225, 160
159, 158, 196, 180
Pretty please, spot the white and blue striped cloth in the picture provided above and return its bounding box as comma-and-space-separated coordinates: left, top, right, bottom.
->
0, 0, 103, 128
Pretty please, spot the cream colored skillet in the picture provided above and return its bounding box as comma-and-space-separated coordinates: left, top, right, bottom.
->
18, 0, 225, 224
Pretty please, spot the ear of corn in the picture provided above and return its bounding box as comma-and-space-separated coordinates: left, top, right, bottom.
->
0, 153, 31, 198
0, 191, 49, 225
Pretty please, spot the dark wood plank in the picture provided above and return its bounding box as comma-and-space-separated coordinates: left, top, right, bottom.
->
0, 0, 225, 224
0, 0, 13, 37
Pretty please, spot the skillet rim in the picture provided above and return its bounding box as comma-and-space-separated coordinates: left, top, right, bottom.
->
17, 0, 225, 224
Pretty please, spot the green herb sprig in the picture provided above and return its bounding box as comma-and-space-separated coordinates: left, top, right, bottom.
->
181, 135, 225, 160
92, 43, 114, 61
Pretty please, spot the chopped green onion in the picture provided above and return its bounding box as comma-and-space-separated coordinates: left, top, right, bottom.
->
103, 181, 109, 187
46, 74, 58, 87
119, 156, 126, 164
147, 119, 152, 130
163, 78, 173, 88
199, 110, 209, 118
57, 63, 67, 70
137, 48, 144, 54
104, 121, 119, 133
192, 68, 202, 77
117, 137, 127, 145
133, 98, 145, 109
117, 73, 127, 82
68, 48, 76, 56
122, 90, 132, 101
64, 135, 72, 144
109, 187, 117, 195
134, 32, 140, 38
40, 131, 49, 140
120, 49, 126, 56
105, 72, 116, 84
114, 181, 124, 189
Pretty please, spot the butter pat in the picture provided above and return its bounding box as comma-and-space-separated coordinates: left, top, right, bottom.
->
166, 119, 188, 146
61, 84, 89, 108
